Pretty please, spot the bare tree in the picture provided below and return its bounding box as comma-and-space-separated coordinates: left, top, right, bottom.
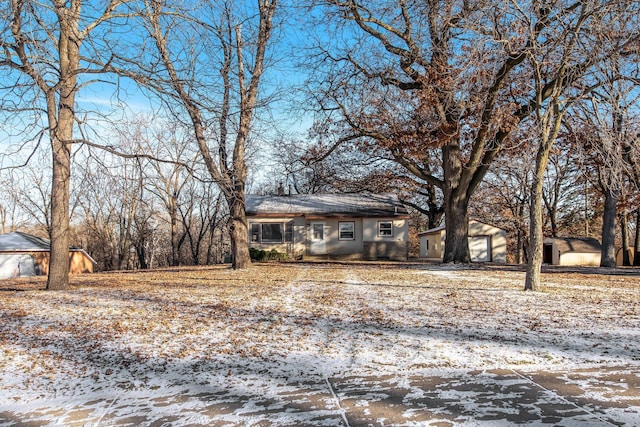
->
115, 0, 278, 269
304, 0, 638, 264
0, 0, 132, 289
471, 138, 536, 264
568, 55, 640, 267
115, 117, 197, 266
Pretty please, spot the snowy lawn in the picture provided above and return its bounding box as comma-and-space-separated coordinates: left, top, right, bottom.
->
0, 262, 639, 425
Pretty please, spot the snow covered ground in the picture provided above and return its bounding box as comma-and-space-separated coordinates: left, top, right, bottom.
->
0, 263, 638, 425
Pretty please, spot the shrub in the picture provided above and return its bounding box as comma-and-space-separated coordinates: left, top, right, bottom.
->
249, 248, 288, 262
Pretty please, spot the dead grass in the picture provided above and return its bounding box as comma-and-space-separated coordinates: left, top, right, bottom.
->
1, 262, 639, 380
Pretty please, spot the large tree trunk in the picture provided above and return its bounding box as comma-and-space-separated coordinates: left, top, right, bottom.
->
442, 145, 471, 263
443, 193, 470, 263
227, 191, 251, 269
46, 14, 78, 290
48, 135, 71, 290
525, 184, 545, 291
600, 188, 618, 268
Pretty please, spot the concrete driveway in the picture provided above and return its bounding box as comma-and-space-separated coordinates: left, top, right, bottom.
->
1, 365, 638, 426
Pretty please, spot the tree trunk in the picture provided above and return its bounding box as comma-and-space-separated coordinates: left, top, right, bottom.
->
525, 170, 546, 291
442, 145, 471, 263
46, 14, 78, 290
516, 200, 526, 264
525, 118, 560, 291
136, 244, 148, 269
634, 209, 640, 266
170, 200, 180, 266
600, 188, 618, 268
47, 135, 71, 290
227, 191, 251, 269
620, 212, 630, 266
443, 194, 470, 263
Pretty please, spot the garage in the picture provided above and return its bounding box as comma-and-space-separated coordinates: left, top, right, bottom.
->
0, 231, 95, 278
0, 254, 37, 279
419, 220, 507, 263
468, 235, 491, 262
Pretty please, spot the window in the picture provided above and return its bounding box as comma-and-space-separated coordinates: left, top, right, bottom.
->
251, 224, 260, 242
312, 223, 324, 241
339, 222, 355, 240
261, 223, 283, 242
250, 222, 294, 244
378, 221, 393, 237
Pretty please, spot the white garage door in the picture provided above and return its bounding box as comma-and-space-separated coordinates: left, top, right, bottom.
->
468, 236, 491, 262
0, 254, 36, 279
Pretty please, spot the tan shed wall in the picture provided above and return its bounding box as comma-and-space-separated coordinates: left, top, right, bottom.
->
21, 250, 93, 276
468, 222, 507, 263
559, 252, 601, 267
419, 231, 445, 260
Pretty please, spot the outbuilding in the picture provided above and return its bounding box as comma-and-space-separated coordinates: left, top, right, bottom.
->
0, 231, 95, 279
418, 220, 507, 263
543, 237, 602, 266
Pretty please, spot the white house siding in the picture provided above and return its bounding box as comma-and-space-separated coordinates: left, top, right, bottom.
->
248, 217, 307, 257
362, 218, 408, 260
313, 218, 364, 257
560, 252, 601, 267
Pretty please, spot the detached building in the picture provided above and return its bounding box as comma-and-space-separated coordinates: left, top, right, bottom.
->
419, 220, 507, 263
245, 193, 410, 261
543, 237, 602, 267
0, 232, 95, 279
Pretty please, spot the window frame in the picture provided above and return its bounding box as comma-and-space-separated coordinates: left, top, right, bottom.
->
250, 222, 294, 244
338, 221, 355, 241
261, 223, 284, 243
378, 221, 394, 238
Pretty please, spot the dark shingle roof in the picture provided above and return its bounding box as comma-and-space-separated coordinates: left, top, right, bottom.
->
547, 237, 601, 254
246, 193, 409, 218
0, 232, 51, 252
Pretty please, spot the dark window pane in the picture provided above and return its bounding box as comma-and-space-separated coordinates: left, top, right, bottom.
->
285, 221, 293, 242
251, 224, 260, 242
262, 223, 283, 242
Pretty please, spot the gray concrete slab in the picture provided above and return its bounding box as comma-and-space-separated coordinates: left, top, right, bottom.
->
0, 366, 638, 426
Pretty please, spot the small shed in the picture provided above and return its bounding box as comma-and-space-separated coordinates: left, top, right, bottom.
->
0, 231, 95, 279
543, 237, 601, 266
418, 220, 507, 263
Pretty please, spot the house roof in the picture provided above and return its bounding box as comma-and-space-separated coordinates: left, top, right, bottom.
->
245, 193, 410, 218
0, 232, 51, 252
545, 237, 602, 254
417, 220, 503, 236
418, 225, 446, 236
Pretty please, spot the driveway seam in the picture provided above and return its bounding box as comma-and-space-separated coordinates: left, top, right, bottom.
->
510, 369, 618, 426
